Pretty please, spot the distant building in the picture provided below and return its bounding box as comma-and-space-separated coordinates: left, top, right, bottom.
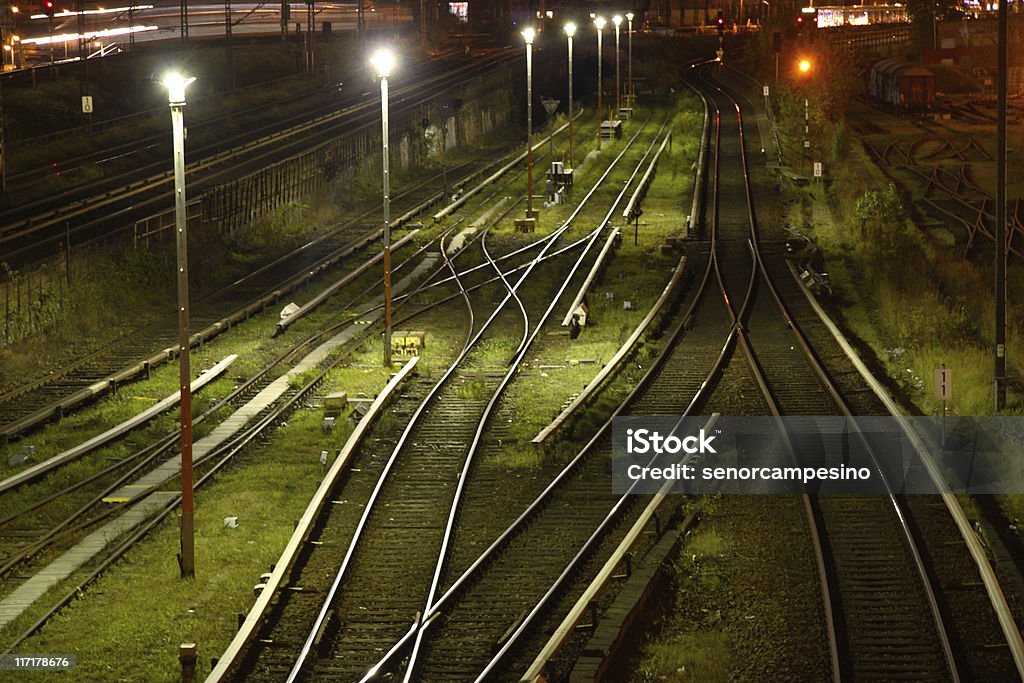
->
931, 17, 1024, 95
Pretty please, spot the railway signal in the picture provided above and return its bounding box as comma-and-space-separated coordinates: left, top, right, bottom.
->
43, 0, 54, 18
716, 11, 725, 62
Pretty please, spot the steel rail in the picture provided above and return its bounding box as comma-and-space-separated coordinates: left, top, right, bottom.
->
0, 328, 414, 659
0, 53, 516, 246
788, 259, 1024, 677
359, 86, 724, 683
423, 90, 745, 679
707, 67, 958, 682
286, 111, 659, 683
0, 141, 519, 439
534, 252, 686, 443
401, 123, 662, 680
282, 216, 509, 683
0, 355, 236, 494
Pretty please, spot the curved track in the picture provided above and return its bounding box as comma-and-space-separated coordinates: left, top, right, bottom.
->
695, 64, 959, 682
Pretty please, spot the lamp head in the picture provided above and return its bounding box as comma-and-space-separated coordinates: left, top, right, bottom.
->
564, 22, 576, 37
594, 16, 606, 29
161, 71, 196, 105
798, 58, 812, 74
370, 47, 395, 79
613, 15, 622, 26
521, 27, 535, 44
626, 12, 634, 21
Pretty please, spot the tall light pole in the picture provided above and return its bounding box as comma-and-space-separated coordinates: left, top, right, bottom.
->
996, 0, 1007, 409
565, 22, 576, 169
162, 71, 197, 580
594, 16, 605, 150
522, 27, 536, 219
613, 15, 622, 116
371, 48, 395, 366
1, 53, 6, 194
626, 12, 634, 108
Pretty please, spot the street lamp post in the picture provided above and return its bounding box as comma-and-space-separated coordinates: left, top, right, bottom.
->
1, 61, 6, 194
522, 27, 535, 219
565, 23, 575, 170
162, 71, 197, 580
626, 12, 634, 108
594, 16, 605, 149
371, 48, 395, 366
612, 15, 622, 116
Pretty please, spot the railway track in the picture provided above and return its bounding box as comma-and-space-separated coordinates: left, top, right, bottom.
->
350, 63, 1018, 682
0, 121, 589, 577
383, 73, 754, 683
693, 65, 961, 681
0, 146, 515, 441
207, 115, 668, 682
0, 202, 513, 647
0, 51, 518, 263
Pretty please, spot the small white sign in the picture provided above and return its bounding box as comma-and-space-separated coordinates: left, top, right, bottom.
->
81, 95, 93, 114
934, 367, 952, 401
763, 85, 769, 97
803, 140, 810, 148
813, 162, 823, 177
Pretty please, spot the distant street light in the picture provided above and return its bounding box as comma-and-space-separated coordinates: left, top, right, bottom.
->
798, 58, 812, 73
594, 16, 605, 150
565, 22, 576, 169
522, 27, 536, 219
161, 70, 197, 580
370, 47, 395, 366
612, 15, 622, 115
626, 12, 634, 108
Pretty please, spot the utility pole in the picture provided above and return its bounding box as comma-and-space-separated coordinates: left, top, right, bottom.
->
0, 77, 6, 196
995, 0, 1007, 410
225, 0, 235, 90
306, 1, 315, 73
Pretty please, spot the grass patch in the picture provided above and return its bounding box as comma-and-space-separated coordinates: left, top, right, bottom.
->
0, 95, 705, 678
633, 632, 732, 682
1, 405, 346, 679
632, 527, 732, 683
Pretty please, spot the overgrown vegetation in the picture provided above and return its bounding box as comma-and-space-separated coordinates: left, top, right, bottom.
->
633, 526, 732, 682
2, 90, 704, 679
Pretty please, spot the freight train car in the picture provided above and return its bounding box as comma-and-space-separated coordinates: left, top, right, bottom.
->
869, 59, 936, 111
